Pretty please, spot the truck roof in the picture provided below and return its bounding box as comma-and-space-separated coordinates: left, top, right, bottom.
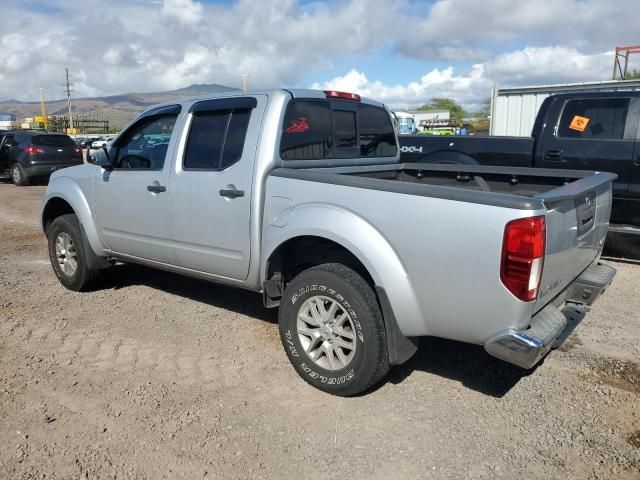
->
145, 88, 386, 111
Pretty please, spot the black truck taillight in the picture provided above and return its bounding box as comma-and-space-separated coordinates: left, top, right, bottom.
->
501, 216, 545, 302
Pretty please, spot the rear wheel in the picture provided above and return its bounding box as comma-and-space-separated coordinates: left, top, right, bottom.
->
11, 163, 29, 186
278, 263, 389, 396
47, 214, 99, 291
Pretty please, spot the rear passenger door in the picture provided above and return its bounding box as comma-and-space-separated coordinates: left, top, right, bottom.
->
169, 96, 265, 280
536, 95, 638, 195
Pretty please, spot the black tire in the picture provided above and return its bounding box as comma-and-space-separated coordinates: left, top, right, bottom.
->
11, 163, 29, 186
279, 263, 390, 396
46, 214, 99, 291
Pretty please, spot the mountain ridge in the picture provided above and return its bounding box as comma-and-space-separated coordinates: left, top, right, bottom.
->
0, 83, 238, 130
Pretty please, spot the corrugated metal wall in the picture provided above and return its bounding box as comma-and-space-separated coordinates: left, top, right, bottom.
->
490, 80, 640, 137
491, 93, 550, 137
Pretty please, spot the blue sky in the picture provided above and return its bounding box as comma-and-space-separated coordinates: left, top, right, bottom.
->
1, 0, 638, 109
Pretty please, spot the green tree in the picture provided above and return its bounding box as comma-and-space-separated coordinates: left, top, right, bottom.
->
624, 69, 640, 80
478, 98, 491, 119
417, 98, 466, 123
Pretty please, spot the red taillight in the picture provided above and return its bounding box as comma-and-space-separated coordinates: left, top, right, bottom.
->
74, 147, 81, 153
324, 90, 361, 102
24, 146, 44, 155
501, 216, 545, 302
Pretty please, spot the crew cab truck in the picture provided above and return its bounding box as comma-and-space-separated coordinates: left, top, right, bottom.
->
399, 91, 640, 233
41, 89, 616, 396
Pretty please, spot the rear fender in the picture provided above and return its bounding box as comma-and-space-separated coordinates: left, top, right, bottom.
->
262, 203, 423, 338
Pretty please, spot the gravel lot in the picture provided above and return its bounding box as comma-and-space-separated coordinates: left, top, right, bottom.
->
0, 181, 639, 479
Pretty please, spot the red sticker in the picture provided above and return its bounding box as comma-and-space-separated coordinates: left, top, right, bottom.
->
286, 116, 310, 133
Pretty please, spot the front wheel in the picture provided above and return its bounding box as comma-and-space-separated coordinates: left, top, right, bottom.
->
46, 214, 100, 291
278, 263, 390, 396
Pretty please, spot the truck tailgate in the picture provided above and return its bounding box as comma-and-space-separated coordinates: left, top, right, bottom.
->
533, 171, 616, 312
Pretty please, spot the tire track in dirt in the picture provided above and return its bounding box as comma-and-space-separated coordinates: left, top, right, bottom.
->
1, 319, 234, 385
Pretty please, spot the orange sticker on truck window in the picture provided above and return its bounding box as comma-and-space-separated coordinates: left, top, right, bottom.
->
569, 115, 590, 133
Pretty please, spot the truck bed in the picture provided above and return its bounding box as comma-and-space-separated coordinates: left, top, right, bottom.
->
270, 163, 616, 323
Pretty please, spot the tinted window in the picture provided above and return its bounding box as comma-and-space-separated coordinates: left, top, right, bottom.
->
558, 98, 629, 140
115, 114, 177, 170
333, 110, 357, 149
184, 109, 252, 170
358, 105, 397, 157
221, 109, 251, 169
184, 111, 229, 169
33, 135, 76, 147
280, 101, 332, 160
281, 100, 397, 160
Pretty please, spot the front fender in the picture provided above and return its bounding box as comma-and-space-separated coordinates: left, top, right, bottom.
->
42, 172, 105, 256
262, 203, 423, 337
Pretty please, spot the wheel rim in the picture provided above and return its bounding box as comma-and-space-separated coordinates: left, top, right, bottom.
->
11, 166, 20, 183
297, 295, 357, 370
55, 232, 78, 276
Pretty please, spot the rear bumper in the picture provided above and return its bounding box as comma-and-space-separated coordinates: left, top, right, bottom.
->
24, 162, 82, 177
484, 263, 616, 369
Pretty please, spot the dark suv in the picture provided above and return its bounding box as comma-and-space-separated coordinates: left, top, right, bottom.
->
0, 131, 83, 186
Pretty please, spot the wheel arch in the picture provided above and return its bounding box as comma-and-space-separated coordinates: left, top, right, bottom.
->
417, 150, 478, 165
41, 177, 106, 256
261, 205, 421, 364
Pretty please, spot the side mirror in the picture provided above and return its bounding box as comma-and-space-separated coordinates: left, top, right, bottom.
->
88, 147, 113, 171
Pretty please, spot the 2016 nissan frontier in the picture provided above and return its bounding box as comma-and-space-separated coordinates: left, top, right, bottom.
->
41, 89, 616, 396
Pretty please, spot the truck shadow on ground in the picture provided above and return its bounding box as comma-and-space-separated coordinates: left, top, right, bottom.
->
385, 338, 535, 398
99, 264, 532, 398
602, 233, 640, 263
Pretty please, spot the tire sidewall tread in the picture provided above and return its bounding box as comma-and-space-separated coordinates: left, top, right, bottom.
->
279, 263, 389, 396
47, 214, 97, 291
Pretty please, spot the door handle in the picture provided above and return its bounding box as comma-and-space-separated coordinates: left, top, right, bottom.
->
147, 184, 166, 193
544, 150, 564, 161
219, 188, 245, 198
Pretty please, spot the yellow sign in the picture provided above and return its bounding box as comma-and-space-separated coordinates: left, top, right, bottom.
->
66, 128, 77, 135
34, 115, 46, 123
569, 115, 589, 133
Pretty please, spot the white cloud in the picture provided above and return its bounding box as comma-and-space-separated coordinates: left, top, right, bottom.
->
0, 0, 636, 105
161, 0, 203, 25
313, 47, 614, 110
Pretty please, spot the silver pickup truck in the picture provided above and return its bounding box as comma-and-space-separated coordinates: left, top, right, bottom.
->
41, 89, 616, 396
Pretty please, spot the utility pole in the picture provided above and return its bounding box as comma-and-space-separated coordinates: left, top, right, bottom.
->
64, 67, 74, 136
241, 74, 249, 91
39, 88, 48, 131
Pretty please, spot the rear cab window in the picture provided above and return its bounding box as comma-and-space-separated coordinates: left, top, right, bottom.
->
33, 135, 76, 147
280, 99, 397, 161
557, 98, 630, 140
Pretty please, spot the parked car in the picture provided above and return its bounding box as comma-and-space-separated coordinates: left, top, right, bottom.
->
398, 91, 640, 233
75, 138, 93, 149
91, 136, 115, 149
0, 131, 83, 186
41, 89, 616, 396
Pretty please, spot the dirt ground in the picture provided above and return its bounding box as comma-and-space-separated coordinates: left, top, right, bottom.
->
0, 180, 639, 480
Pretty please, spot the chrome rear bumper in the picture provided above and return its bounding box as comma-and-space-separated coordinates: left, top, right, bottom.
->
484, 263, 616, 369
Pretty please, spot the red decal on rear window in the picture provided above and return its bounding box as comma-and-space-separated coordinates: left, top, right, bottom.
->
286, 117, 310, 133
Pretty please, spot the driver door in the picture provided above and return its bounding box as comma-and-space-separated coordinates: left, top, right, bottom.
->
93, 106, 181, 263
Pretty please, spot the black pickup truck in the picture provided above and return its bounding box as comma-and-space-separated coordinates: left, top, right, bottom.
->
399, 91, 640, 232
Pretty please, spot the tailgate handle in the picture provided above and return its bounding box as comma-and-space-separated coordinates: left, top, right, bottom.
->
544, 150, 564, 161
